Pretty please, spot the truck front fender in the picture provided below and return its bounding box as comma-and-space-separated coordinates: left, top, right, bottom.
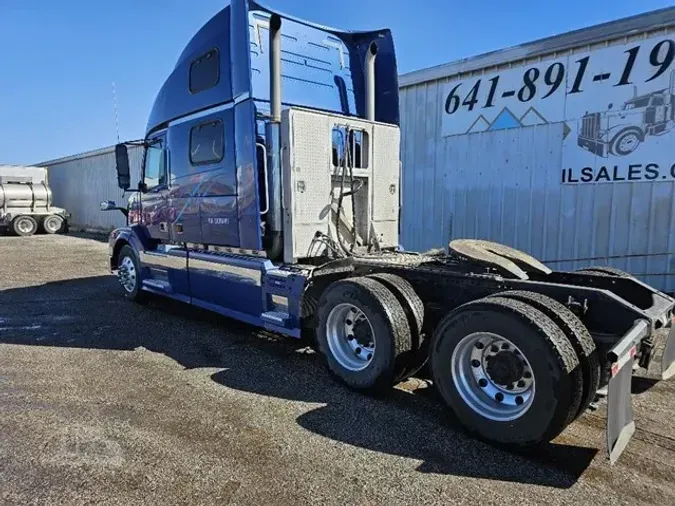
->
108, 225, 155, 271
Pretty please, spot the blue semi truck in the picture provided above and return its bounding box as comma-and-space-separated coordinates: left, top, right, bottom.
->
101, 0, 675, 464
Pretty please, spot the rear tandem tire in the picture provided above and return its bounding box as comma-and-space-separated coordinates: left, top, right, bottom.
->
430, 296, 582, 447
488, 290, 599, 421
316, 277, 413, 393
365, 272, 428, 381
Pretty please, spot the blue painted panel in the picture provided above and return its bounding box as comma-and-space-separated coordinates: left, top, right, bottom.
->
146, 7, 232, 135
230, 0, 252, 99
165, 247, 191, 298
248, 1, 400, 124
168, 108, 236, 188
168, 196, 202, 244
201, 196, 240, 245
191, 297, 263, 328
187, 250, 267, 317
145, 0, 400, 138
234, 100, 262, 250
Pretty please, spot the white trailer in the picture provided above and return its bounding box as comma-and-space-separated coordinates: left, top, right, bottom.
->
0, 165, 69, 236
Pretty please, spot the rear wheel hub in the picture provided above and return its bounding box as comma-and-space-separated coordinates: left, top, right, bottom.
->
486, 351, 524, 386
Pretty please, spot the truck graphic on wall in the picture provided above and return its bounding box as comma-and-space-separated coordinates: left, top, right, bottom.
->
578, 70, 675, 157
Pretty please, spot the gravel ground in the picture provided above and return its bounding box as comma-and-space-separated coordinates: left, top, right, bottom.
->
1, 233, 674, 506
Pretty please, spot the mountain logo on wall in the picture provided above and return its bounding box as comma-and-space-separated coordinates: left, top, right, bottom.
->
467, 115, 490, 133
519, 107, 547, 126
489, 107, 521, 130
463, 106, 571, 138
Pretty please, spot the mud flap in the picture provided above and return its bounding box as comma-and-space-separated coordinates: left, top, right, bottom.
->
606, 319, 648, 465
662, 322, 675, 380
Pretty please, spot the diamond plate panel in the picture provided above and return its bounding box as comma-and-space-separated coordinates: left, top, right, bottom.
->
282, 109, 332, 262
371, 123, 400, 248
282, 107, 401, 261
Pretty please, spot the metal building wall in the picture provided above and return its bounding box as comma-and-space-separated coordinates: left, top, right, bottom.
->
399, 15, 675, 294
39, 145, 143, 232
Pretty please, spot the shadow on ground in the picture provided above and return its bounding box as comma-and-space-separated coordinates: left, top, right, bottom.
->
1, 275, 601, 488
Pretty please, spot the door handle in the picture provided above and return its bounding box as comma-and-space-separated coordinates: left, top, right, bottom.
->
174, 223, 184, 234
159, 222, 167, 232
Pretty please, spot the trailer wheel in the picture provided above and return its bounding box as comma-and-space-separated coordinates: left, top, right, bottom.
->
488, 290, 598, 421
41, 215, 64, 234
12, 215, 37, 236
316, 277, 412, 392
117, 245, 147, 303
577, 266, 634, 279
366, 272, 427, 380
430, 296, 581, 447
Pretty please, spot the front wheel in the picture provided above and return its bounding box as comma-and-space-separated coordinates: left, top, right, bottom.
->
430, 296, 582, 447
117, 245, 147, 303
610, 128, 642, 156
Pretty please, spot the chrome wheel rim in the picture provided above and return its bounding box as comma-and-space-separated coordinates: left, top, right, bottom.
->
117, 256, 137, 293
17, 219, 34, 234
325, 303, 375, 371
451, 332, 535, 421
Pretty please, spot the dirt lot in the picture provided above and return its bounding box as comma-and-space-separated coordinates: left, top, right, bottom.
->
1, 233, 674, 505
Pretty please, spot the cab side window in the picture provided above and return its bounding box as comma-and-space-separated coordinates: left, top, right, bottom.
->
144, 141, 167, 189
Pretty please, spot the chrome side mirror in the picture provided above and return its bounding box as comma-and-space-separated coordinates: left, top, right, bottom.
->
100, 200, 117, 211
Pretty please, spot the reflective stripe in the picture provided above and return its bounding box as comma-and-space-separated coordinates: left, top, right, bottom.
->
168, 93, 251, 128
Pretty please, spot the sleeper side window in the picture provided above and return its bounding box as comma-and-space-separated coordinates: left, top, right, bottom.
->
190, 120, 224, 165
189, 48, 220, 94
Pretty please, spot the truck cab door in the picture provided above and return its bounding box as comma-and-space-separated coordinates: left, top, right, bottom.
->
141, 136, 169, 241
139, 134, 190, 300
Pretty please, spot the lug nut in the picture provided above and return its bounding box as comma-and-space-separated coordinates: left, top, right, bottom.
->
523, 371, 532, 379
501, 343, 510, 350
367, 353, 372, 360
475, 342, 484, 350
506, 384, 514, 390
347, 335, 354, 341
517, 380, 525, 388
346, 319, 353, 325
491, 345, 499, 353
495, 392, 504, 402
478, 378, 488, 388
515, 396, 524, 405
355, 347, 362, 355
471, 359, 480, 367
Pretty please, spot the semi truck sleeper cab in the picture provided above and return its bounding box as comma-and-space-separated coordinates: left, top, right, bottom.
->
102, 0, 675, 465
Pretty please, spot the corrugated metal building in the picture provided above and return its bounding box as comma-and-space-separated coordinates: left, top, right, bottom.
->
38, 145, 143, 232
398, 7, 675, 293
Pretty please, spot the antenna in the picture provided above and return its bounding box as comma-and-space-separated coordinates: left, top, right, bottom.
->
112, 81, 120, 143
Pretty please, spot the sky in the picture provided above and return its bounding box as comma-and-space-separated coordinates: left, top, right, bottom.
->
1, 0, 673, 165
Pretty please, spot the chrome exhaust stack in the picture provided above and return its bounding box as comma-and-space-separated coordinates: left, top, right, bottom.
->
365, 42, 378, 121
264, 13, 283, 259
269, 14, 282, 123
